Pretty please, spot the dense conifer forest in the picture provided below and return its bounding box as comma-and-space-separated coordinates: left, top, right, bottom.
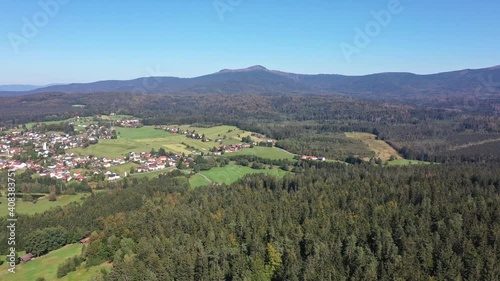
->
1, 163, 499, 280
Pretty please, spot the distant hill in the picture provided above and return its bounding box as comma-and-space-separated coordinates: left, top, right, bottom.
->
1, 66, 499, 109
0, 84, 65, 96
0, 84, 44, 92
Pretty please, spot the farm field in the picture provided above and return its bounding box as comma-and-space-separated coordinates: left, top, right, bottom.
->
166, 125, 254, 143
70, 125, 287, 160
387, 159, 434, 166
24, 118, 75, 129
200, 164, 289, 185
70, 138, 153, 158
23, 114, 133, 131
114, 126, 174, 139
108, 162, 140, 176
189, 174, 212, 188
99, 114, 135, 120
0, 193, 88, 217
222, 146, 296, 160
345, 132, 403, 162
130, 168, 175, 179
0, 244, 111, 281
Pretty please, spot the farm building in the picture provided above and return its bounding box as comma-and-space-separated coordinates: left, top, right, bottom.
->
20, 253, 34, 263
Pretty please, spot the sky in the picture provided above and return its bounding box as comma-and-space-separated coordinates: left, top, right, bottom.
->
0, 0, 499, 85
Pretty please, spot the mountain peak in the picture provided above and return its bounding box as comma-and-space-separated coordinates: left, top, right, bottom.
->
218, 65, 269, 73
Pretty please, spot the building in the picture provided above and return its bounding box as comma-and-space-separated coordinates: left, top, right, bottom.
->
20, 253, 34, 263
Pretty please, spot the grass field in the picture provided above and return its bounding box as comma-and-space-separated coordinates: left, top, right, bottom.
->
114, 126, 174, 140
387, 159, 433, 166
69, 125, 288, 160
345, 132, 403, 162
24, 118, 74, 129
189, 174, 212, 188
130, 167, 175, 179
0, 194, 87, 217
108, 162, 140, 176
200, 164, 289, 185
70, 138, 149, 158
0, 244, 111, 281
222, 146, 296, 160
100, 114, 135, 121
168, 125, 254, 143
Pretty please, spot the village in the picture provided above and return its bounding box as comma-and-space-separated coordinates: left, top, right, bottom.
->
0, 118, 301, 183
0, 129, 183, 182
0, 117, 183, 182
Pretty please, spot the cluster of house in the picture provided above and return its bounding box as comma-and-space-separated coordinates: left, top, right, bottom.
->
83, 124, 115, 140
129, 152, 183, 173
212, 143, 253, 155
159, 127, 212, 142
0, 148, 187, 182
0, 128, 185, 181
118, 119, 142, 128
0, 131, 92, 158
0, 152, 108, 182
301, 155, 327, 161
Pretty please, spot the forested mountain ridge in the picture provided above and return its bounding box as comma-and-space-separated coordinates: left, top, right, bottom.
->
2, 65, 499, 112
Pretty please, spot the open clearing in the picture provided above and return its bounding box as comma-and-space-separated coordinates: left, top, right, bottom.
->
200, 164, 289, 185
189, 174, 212, 188
108, 162, 140, 176
345, 132, 402, 162
0, 194, 87, 217
114, 126, 174, 139
130, 167, 175, 179
0, 244, 111, 281
222, 146, 295, 160
387, 159, 433, 166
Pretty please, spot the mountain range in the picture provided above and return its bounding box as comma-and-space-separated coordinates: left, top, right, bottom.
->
0, 84, 64, 92
1, 65, 499, 107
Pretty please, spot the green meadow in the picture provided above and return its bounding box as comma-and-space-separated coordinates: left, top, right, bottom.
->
0, 194, 87, 217
114, 126, 174, 139
387, 159, 434, 166
167, 125, 254, 142
189, 174, 212, 188
0, 244, 111, 281
222, 146, 296, 160
200, 164, 289, 185
69, 125, 290, 160
108, 162, 140, 176
130, 168, 175, 179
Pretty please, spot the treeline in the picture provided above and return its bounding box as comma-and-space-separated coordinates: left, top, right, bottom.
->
0, 169, 92, 194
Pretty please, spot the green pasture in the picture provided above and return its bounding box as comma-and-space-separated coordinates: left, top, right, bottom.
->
69, 125, 286, 159
189, 174, 212, 188
200, 164, 289, 185
108, 162, 140, 176
387, 159, 433, 166
222, 146, 295, 160
0, 244, 111, 281
0, 194, 88, 217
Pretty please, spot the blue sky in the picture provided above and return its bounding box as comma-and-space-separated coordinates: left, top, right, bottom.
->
1, 0, 499, 84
